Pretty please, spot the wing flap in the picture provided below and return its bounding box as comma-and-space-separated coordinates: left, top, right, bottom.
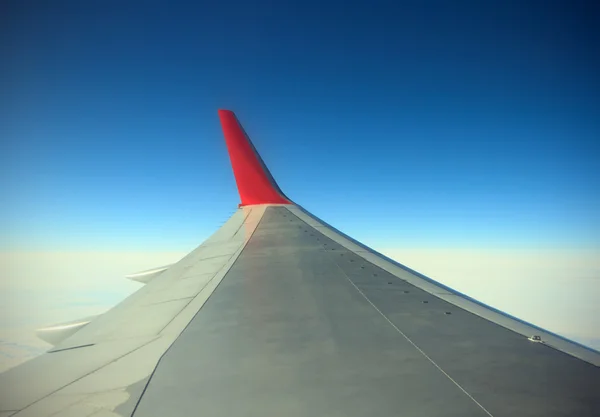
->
0, 206, 267, 416
0, 336, 157, 412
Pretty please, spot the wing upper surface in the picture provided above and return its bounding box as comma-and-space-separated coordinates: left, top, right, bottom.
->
132, 206, 600, 417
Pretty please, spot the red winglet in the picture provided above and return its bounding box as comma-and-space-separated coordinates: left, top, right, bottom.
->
218, 110, 292, 207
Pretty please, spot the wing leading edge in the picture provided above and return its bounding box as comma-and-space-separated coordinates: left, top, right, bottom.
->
0, 110, 598, 417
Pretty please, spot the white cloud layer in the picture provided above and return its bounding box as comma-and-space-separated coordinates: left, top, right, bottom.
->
1, 249, 598, 372
0, 251, 187, 372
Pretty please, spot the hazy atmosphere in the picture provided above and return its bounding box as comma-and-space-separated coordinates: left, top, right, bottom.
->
2, 248, 599, 372
2, 1, 599, 371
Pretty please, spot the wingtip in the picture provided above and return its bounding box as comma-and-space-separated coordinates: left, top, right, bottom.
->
218, 110, 291, 206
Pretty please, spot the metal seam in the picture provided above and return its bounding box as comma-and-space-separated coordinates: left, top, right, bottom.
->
330, 256, 495, 417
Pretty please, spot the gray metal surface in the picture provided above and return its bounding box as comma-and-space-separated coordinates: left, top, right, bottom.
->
133, 207, 600, 417
287, 204, 600, 366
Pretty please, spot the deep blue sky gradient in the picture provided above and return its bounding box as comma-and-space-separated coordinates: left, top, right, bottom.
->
2, 1, 599, 250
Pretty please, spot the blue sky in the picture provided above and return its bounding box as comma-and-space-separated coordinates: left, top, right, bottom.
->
2, 1, 599, 251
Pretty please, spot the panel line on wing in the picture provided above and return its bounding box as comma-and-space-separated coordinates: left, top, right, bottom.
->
148, 296, 195, 306
129, 207, 268, 416
282, 206, 496, 417
16, 337, 160, 414
152, 210, 255, 335
328, 255, 495, 417
49, 344, 95, 353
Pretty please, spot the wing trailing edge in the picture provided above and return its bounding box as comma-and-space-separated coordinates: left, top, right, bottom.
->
218, 109, 291, 206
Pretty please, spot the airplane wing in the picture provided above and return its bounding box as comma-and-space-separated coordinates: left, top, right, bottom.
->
1, 110, 598, 417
